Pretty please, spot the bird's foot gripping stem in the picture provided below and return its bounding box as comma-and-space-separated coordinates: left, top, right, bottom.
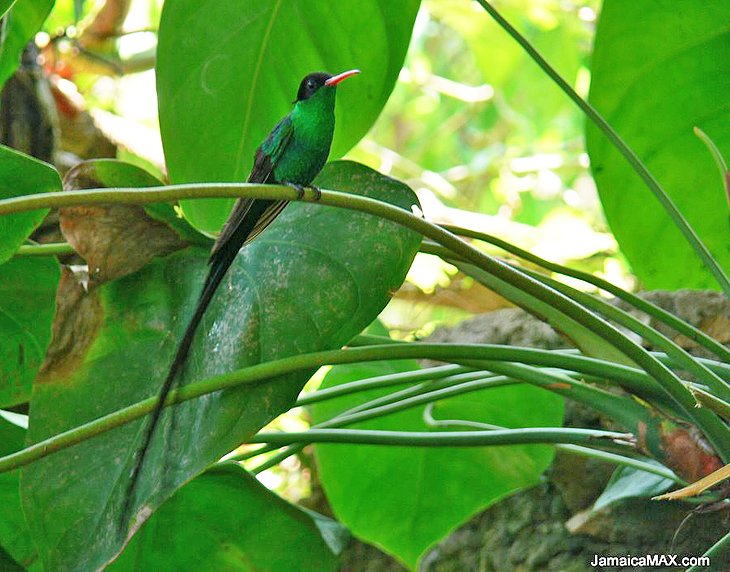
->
285, 182, 322, 201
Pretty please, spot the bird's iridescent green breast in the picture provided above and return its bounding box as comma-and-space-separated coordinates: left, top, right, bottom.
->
272, 85, 337, 185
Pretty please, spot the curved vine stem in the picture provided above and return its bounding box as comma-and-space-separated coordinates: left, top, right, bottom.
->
0, 342, 673, 473
0, 183, 728, 457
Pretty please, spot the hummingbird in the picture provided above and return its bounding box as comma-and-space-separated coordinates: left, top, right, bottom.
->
123, 69, 360, 522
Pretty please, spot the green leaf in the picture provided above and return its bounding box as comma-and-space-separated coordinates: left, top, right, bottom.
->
111, 464, 344, 572
0, 145, 61, 265
593, 463, 675, 512
21, 161, 421, 571
587, 1, 730, 289
0, 256, 59, 407
0, 0, 55, 88
311, 359, 563, 569
156, 0, 419, 233
0, 417, 38, 570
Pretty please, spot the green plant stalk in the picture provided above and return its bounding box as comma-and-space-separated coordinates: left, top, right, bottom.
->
521, 266, 730, 401
417, 243, 730, 453
296, 363, 475, 406
225, 443, 280, 463
248, 427, 632, 448
694, 126, 730, 207
435, 225, 730, 363
354, 335, 730, 381
254, 362, 654, 474
558, 445, 681, 483
0, 342, 663, 474
475, 361, 657, 433
432, 255, 691, 412
353, 334, 689, 419
252, 374, 520, 473
268, 371, 509, 470
15, 242, 76, 257
0, 184, 726, 457
423, 412, 682, 484
458, 259, 702, 414
323, 371, 502, 418
473, 0, 730, 296
351, 341, 679, 407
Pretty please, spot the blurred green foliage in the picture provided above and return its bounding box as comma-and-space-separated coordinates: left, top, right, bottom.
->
352, 0, 601, 226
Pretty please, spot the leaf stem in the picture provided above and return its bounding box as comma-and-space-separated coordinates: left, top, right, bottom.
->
248, 427, 632, 448
423, 411, 682, 484
15, 242, 76, 257
435, 225, 730, 363
252, 363, 652, 474
521, 267, 730, 401
0, 342, 665, 474
296, 364, 474, 406
0, 183, 727, 457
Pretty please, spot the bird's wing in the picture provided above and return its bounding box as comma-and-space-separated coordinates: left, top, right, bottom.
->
209, 115, 294, 261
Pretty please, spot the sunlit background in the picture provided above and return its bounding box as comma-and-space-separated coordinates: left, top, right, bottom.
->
37, 0, 631, 501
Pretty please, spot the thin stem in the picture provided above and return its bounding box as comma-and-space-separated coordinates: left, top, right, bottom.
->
0, 183, 726, 457
253, 374, 518, 474
249, 427, 633, 448
521, 266, 730, 401
0, 342, 659, 474
473, 0, 730, 296
251, 426, 635, 474
296, 364, 474, 407
253, 363, 650, 474
435, 226, 730, 363
15, 243, 76, 257
424, 409, 682, 484
353, 335, 730, 379
694, 126, 730, 208
424, 237, 730, 405
223, 443, 280, 464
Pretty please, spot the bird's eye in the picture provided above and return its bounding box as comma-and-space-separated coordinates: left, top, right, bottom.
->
307, 80, 316, 89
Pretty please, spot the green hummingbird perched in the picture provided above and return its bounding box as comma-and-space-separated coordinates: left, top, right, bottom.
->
124, 69, 360, 519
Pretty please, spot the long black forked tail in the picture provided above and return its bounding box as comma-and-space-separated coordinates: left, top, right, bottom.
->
120, 250, 234, 527
120, 199, 278, 530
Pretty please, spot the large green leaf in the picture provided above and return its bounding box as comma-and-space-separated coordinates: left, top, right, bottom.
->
21, 161, 421, 571
156, 0, 419, 232
0, 145, 60, 265
587, 0, 730, 289
0, 0, 55, 88
311, 359, 563, 569
0, 416, 38, 570
0, 256, 59, 407
111, 464, 344, 571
